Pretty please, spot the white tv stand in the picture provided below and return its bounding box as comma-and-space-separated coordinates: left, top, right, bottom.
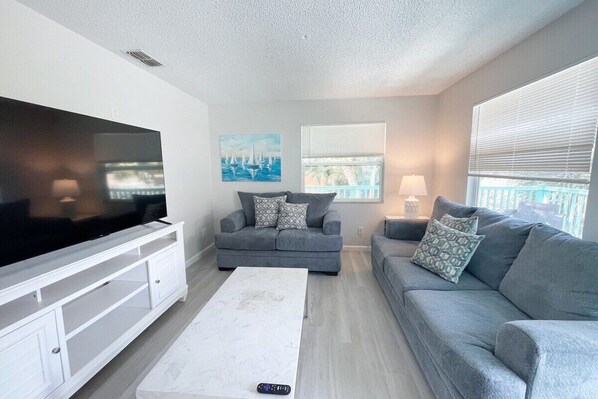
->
0, 222, 188, 399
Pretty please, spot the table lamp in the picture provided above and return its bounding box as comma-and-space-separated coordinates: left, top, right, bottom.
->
52, 179, 80, 218
399, 175, 427, 218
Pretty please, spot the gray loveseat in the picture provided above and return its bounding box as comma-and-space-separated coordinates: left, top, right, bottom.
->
215, 191, 342, 274
372, 196, 598, 399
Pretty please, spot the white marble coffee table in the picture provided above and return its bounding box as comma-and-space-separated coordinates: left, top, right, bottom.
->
136, 267, 308, 399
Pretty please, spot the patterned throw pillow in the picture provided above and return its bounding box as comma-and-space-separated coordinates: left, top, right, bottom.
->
411, 219, 485, 283
276, 203, 308, 230
439, 214, 479, 234
254, 196, 287, 228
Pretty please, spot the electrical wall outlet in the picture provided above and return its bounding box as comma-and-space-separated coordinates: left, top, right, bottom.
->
358, 226, 364, 236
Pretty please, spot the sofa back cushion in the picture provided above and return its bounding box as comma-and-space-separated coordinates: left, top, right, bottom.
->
286, 192, 336, 228
499, 224, 598, 320
466, 208, 534, 289
430, 196, 477, 222
238, 191, 287, 225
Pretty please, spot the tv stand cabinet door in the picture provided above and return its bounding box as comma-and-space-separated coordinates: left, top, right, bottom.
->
148, 247, 182, 307
0, 312, 64, 399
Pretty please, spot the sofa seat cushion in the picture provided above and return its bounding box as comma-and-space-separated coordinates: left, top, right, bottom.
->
215, 227, 279, 251
371, 235, 420, 269
276, 227, 342, 252
405, 290, 529, 398
384, 257, 491, 306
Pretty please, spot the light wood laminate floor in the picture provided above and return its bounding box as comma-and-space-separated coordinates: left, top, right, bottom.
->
73, 250, 434, 399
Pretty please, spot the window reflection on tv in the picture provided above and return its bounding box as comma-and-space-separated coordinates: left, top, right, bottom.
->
104, 162, 166, 200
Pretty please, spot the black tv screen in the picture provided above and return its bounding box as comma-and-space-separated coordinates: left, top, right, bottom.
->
0, 96, 167, 267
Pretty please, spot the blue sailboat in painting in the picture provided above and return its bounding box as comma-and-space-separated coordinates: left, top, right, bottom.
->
220, 134, 281, 182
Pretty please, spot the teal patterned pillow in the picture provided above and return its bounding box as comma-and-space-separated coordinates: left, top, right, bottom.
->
439, 214, 479, 234
254, 195, 287, 228
411, 219, 485, 283
277, 203, 308, 230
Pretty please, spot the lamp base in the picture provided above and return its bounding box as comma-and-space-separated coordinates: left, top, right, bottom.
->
404, 196, 420, 219
60, 200, 76, 219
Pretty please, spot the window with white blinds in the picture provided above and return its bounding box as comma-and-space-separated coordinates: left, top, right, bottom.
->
467, 56, 598, 238
301, 123, 386, 202
469, 55, 598, 183
301, 123, 386, 158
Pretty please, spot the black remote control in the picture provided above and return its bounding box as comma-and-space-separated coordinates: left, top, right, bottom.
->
257, 383, 291, 395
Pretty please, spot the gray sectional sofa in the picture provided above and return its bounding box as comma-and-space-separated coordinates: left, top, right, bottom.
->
215, 191, 342, 274
372, 196, 598, 399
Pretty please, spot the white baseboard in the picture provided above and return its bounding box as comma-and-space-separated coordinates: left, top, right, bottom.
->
185, 243, 215, 268
343, 245, 371, 252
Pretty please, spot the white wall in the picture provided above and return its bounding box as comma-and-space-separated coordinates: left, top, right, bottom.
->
209, 97, 437, 245
0, 0, 214, 260
433, 0, 598, 240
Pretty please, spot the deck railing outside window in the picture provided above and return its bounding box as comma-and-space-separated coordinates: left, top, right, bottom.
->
108, 188, 166, 200
477, 185, 588, 237
304, 185, 380, 201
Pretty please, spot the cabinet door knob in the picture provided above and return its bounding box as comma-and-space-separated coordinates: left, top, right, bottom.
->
52, 347, 61, 354
155, 279, 161, 284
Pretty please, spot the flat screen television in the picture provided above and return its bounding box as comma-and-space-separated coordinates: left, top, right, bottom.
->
0, 96, 167, 267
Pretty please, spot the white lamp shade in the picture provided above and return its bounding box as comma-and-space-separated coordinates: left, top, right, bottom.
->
52, 179, 80, 198
399, 175, 427, 196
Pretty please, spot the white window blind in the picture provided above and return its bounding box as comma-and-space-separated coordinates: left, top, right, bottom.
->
469, 56, 598, 183
301, 123, 386, 158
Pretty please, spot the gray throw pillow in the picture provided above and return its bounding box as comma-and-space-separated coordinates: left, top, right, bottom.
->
277, 203, 308, 230
238, 191, 286, 225
411, 219, 485, 284
254, 195, 287, 228
439, 214, 479, 234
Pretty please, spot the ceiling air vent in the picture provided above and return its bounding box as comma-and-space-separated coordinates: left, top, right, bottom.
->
125, 50, 163, 67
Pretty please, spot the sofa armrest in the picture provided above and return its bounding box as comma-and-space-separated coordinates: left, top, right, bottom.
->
220, 210, 246, 233
322, 210, 341, 235
384, 219, 428, 241
495, 320, 598, 399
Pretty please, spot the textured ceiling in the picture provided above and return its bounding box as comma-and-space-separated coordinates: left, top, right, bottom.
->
18, 0, 584, 104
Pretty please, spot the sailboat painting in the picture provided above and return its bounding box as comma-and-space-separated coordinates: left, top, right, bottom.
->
220, 134, 281, 182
